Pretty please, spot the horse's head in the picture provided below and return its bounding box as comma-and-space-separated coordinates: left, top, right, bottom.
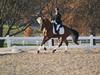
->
36, 16, 44, 31
36, 16, 43, 27
36, 15, 51, 31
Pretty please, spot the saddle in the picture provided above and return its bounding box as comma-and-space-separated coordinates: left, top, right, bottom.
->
52, 22, 64, 35
51, 19, 64, 35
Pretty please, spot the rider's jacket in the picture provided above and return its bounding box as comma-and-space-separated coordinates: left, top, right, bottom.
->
51, 12, 62, 25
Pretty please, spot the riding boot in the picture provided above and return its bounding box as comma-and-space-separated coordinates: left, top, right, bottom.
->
56, 29, 59, 35
57, 31, 59, 35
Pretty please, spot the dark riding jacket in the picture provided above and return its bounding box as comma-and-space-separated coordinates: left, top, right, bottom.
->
54, 12, 62, 24
51, 8, 63, 34
52, 12, 62, 25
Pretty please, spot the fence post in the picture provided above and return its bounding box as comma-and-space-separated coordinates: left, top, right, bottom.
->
22, 40, 25, 46
90, 35, 93, 46
36, 40, 39, 46
6, 35, 11, 47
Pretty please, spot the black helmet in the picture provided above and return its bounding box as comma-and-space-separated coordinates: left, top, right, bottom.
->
55, 7, 59, 11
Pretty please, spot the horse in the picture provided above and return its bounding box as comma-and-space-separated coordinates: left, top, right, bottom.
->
36, 16, 79, 53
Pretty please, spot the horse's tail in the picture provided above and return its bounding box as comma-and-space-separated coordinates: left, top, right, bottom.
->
68, 28, 79, 45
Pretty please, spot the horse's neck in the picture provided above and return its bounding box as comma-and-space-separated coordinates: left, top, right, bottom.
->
43, 19, 52, 30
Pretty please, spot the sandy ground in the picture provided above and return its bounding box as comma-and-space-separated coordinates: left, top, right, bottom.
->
0, 48, 100, 75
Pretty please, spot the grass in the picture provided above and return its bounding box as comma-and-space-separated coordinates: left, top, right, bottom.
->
12, 44, 39, 46
3, 25, 42, 37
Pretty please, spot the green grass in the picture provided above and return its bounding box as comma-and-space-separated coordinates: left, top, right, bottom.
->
3, 25, 42, 37
12, 44, 39, 46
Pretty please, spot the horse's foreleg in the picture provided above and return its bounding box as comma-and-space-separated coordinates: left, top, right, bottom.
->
38, 37, 50, 51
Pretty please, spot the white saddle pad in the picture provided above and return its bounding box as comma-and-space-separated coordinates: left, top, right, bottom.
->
53, 25, 64, 35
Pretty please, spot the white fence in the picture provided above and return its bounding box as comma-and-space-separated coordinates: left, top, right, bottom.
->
0, 35, 100, 49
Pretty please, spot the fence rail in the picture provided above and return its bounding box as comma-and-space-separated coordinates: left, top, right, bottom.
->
0, 35, 100, 49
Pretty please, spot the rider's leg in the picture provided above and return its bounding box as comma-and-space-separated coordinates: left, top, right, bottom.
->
53, 23, 57, 33
56, 24, 60, 30
56, 24, 60, 34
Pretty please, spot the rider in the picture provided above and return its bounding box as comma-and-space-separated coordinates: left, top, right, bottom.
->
51, 7, 62, 34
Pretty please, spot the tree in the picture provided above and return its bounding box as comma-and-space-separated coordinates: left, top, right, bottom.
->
39, 0, 100, 35
0, 0, 46, 47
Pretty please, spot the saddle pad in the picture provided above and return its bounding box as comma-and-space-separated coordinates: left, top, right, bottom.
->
53, 25, 64, 35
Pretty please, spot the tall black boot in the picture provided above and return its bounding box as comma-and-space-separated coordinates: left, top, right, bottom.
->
56, 29, 59, 35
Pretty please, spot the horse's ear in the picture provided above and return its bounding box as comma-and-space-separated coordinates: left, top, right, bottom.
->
39, 10, 42, 16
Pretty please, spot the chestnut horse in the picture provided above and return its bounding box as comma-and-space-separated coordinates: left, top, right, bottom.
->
36, 16, 79, 53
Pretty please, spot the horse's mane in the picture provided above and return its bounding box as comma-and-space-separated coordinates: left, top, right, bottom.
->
42, 17, 51, 25
42, 17, 52, 30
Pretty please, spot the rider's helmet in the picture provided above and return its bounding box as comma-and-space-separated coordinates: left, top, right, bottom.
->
55, 7, 59, 11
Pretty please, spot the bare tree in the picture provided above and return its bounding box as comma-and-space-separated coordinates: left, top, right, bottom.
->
0, 0, 48, 47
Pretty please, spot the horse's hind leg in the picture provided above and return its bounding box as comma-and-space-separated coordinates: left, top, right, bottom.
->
73, 36, 79, 45
52, 38, 63, 53
64, 40, 69, 52
72, 33, 79, 45
64, 40, 68, 46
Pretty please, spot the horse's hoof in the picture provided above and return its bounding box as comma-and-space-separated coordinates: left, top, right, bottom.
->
37, 50, 40, 54
44, 47, 47, 51
52, 49, 56, 53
